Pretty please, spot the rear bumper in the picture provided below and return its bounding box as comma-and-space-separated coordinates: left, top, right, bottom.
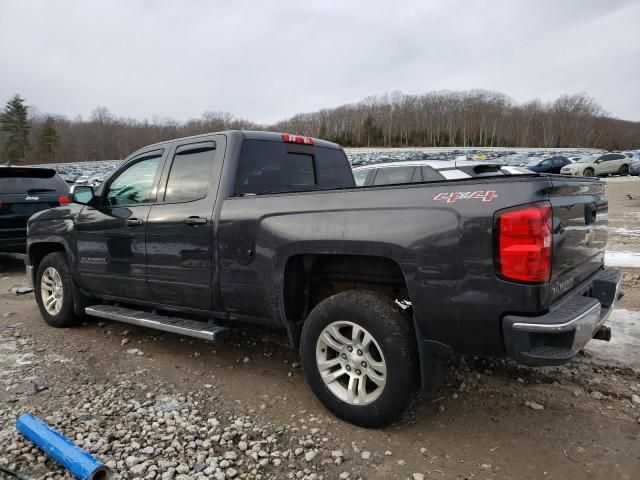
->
502, 267, 622, 366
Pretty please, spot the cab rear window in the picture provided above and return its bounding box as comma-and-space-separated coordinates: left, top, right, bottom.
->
235, 140, 354, 195
0, 168, 68, 194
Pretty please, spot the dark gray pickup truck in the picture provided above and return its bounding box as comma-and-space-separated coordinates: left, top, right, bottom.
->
25, 131, 622, 426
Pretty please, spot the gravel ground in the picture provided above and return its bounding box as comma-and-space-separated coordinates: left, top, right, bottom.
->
1, 178, 639, 480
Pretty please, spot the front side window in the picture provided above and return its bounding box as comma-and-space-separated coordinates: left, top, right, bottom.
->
164, 143, 216, 203
106, 154, 161, 206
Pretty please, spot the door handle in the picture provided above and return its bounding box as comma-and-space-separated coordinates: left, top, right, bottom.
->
183, 216, 207, 226
126, 218, 144, 227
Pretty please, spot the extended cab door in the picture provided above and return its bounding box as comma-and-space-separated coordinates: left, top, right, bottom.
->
145, 135, 226, 311
75, 149, 166, 301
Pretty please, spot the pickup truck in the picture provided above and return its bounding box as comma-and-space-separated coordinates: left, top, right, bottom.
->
25, 131, 622, 427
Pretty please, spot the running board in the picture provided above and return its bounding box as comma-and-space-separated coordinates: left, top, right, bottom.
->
85, 305, 230, 341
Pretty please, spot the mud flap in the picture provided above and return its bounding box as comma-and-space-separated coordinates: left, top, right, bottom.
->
413, 318, 452, 393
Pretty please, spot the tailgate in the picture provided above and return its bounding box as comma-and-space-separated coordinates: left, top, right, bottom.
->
548, 176, 607, 293
0, 193, 63, 228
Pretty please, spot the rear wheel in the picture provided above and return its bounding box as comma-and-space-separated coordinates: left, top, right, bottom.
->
618, 164, 629, 176
35, 252, 82, 328
301, 290, 418, 427
583, 167, 595, 177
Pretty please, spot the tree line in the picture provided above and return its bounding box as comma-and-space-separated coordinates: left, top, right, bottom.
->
1, 90, 639, 165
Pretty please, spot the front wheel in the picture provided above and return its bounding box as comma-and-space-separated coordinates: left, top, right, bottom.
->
583, 167, 595, 177
301, 290, 419, 427
35, 252, 82, 328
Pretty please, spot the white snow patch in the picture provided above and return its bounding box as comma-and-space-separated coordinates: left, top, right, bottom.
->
608, 227, 640, 238
605, 251, 640, 268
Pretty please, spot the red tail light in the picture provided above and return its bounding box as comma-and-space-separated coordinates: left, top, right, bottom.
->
58, 195, 71, 206
282, 133, 313, 145
496, 202, 552, 283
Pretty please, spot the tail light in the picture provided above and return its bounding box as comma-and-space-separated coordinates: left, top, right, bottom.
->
282, 133, 313, 145
495, 202, 552, 283
58, 195, 71, 206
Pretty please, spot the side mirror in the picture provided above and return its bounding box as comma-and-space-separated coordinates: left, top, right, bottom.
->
70, 185, 95, 204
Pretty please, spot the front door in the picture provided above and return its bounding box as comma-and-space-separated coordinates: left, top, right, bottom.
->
146, 136, 225, 311
75, 149, 165, 301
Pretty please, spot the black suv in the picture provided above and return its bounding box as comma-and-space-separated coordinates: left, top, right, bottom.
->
0, 166, 70, 253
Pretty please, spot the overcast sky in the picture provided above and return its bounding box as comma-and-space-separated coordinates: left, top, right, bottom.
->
1, 0, 639, 124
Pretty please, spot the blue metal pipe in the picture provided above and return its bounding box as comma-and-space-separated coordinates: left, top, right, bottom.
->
16, 413, 110, 480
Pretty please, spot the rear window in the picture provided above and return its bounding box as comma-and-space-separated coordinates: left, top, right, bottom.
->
0, 168, 68, 194
235, 140, 354, 195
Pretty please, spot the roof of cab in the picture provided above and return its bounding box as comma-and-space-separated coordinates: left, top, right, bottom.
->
142, 130, 342, 151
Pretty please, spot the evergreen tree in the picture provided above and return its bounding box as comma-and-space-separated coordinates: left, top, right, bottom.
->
0, 94, 30, 163
39, 116, 61, 157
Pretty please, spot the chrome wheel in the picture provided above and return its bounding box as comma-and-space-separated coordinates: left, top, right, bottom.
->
315, 321, 387, 405
41, 267, 63, 315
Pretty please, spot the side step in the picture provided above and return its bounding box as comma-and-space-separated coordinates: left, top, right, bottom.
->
85, 305, 230, 341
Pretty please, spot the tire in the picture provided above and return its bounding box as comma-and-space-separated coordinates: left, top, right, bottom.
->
583, 168, 595, 177
300, 290, 418, 427
618, 164, 629, 176
35, 252, 82, 328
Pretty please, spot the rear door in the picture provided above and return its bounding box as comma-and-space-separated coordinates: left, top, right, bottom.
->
146, 135, 226, 311
75, 149, 166, 300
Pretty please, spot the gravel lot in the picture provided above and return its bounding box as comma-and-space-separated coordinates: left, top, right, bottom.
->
1, 178, 639, 480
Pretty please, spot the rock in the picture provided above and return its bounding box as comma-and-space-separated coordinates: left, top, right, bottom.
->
338, 473, 350, 480
126, 348, 143, 355
384, 450, 392, 456
305, 450, 317, 461
592, 391, 605, 400
125, 455, 140, 467
480, 463, 492, 470
226, 468, 238, 478
121, 338, 130, 346
242, 356, 250, 363
438, 404, 446, 413
9, 285, 32, 295
412, 474, 425, 480
361, 451, 371, 460
331, 450, 343, 458
525, 401, 544, 410
631, 394, 640, 405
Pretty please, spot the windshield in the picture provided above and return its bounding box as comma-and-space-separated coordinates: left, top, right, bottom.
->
526, 159, 542, 167
576, 157, 594, 163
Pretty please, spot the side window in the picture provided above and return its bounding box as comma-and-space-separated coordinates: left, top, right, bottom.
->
599, 154, 614, 161
372, 166, 416, 185
611, 154, 624, 160
352, 169, 369, 186
106, 154, 162, 206
164, 142, 216, 203
421, 166, 446, 182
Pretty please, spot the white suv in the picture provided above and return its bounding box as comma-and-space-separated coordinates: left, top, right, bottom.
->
560, 153, 631, 177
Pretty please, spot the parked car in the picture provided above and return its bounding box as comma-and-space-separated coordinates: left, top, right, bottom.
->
630, 158, 640, 176
525, 155, 572, 174
352, 160, 531, 187
25, 131, 621, 427
0, 167, 71, 253
560, 152, 632, 177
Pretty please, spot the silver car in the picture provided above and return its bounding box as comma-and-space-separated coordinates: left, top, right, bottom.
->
560, 152, 632, 177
